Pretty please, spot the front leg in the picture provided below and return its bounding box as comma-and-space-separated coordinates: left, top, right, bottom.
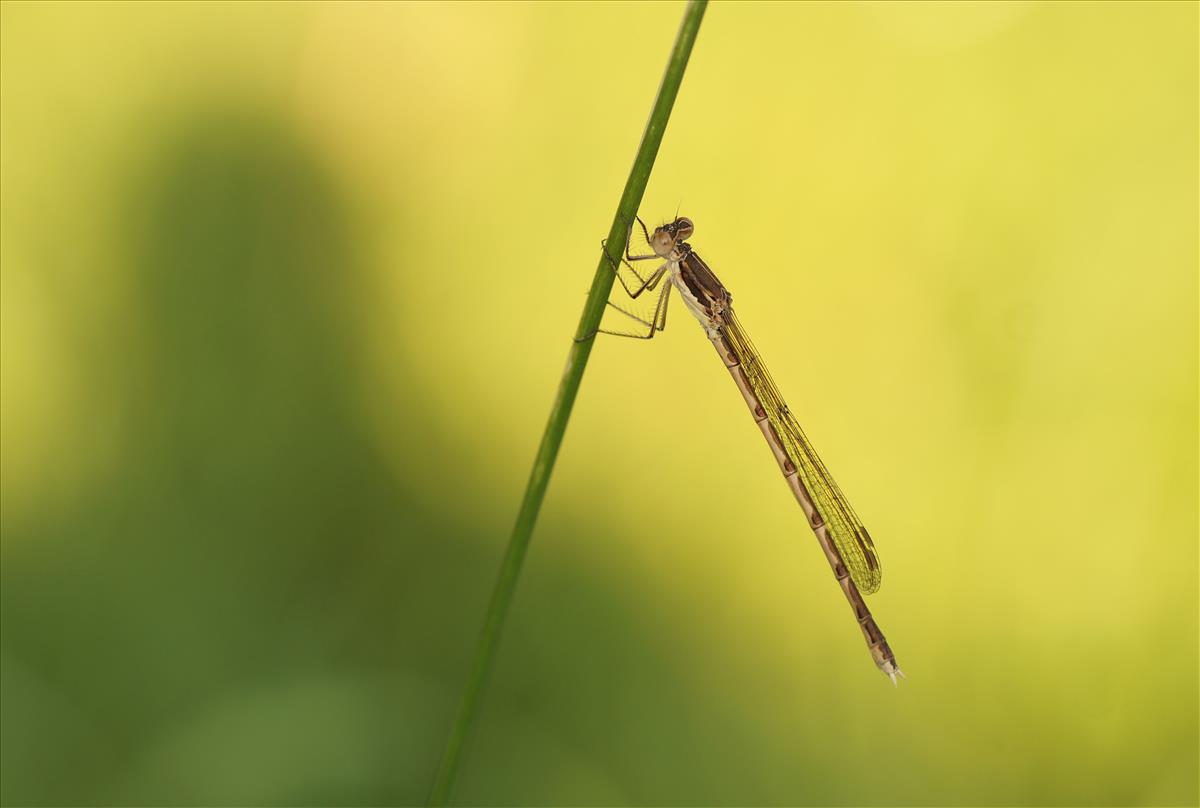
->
624, 216, 659, 263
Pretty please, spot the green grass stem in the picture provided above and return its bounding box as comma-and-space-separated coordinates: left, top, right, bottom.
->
427, 3, 707, 804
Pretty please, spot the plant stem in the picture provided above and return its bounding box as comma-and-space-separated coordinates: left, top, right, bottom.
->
427, 3, 707, 804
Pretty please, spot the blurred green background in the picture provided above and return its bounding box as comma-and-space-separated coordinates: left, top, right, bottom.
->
2, 1, 1196, 805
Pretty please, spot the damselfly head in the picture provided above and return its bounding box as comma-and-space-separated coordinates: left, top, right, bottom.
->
670, 216, 694, 241
650, 217, 694, 257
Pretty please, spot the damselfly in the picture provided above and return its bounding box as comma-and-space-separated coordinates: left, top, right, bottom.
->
589, 216, 902, 683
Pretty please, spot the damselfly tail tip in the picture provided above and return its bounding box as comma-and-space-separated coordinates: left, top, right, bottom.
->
871, 643, 903, 685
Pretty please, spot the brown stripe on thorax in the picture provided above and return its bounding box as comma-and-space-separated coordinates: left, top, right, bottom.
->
678, 247, 731, 318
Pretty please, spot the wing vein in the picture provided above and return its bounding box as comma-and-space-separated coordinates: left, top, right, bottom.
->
721, 308, 882, 594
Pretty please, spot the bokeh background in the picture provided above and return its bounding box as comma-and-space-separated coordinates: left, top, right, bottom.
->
2, 1, 1196, 805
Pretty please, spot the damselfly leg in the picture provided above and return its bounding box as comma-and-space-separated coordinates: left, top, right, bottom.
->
601, 216, 665, 299
577, 219, 674, 342
578, 267, 672, 341
599, 280, 671, 340
623, 215, 659, 262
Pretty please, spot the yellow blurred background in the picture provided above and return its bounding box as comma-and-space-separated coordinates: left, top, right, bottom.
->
2, 1, 1196, 805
